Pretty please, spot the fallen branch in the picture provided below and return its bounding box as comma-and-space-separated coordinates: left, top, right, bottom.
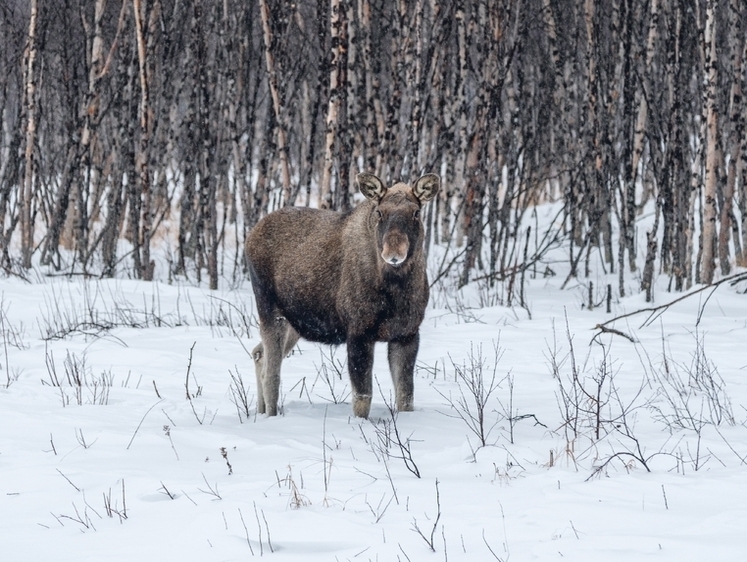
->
597, 271, 747, 330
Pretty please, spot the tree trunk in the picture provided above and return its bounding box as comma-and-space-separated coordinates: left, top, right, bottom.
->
20, 0, 39, 269
334, 0, 350, 211
628, 0, 659, 275
319, 0, 345, 209
741, 31, 747, 266
700, 0, 719, 285
358, 0, 378, 174
134, 0, 153, 280
259, 0, 292, 205
453, 1, 468, 248
723, 0, 744, 268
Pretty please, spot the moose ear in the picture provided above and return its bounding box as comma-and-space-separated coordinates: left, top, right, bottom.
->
413, 174, 440, 202
357, 173, 387, 201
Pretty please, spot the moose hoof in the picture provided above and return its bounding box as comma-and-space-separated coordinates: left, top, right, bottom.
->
397, 398, 414, 412
265, 404, 279, 416
353, 394, 372, 418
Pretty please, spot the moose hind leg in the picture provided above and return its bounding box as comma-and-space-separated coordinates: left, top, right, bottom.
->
282, 325, 300, 357
347, 337, 375, 418
252, 342, 266, 414
257, 317, 292, 416
388, 333, 419, 412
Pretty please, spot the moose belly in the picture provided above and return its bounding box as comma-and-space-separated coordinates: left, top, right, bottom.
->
279, 301, 347, 345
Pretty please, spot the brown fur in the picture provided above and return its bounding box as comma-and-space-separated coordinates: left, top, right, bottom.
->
246, 173, 440, 417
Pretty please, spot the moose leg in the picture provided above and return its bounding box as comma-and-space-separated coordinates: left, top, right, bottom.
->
388, 333, 419, 412
282, 325, 300, 357
257, 317, 291, 416
252, 342, 266, 414
347, 336, 375, 418
254, 322, 299, 415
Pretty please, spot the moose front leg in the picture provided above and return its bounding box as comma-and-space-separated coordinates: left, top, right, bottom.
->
388, 333, 419, 412
347, 336, 375, 418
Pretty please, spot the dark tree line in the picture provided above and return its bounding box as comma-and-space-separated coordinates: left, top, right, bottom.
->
0, 0, 745, 297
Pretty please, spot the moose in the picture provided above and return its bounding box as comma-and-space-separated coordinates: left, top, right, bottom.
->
246, 173, 440, 417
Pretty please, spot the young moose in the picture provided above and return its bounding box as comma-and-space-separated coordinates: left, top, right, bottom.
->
246, 173, 440, 417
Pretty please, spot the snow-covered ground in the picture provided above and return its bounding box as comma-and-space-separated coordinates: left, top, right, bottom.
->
2, 249, 747, 561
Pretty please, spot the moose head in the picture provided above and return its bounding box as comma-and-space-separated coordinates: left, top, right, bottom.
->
357, 173, 440, 269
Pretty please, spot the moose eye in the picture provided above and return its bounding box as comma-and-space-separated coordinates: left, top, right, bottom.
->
413, 209, 420, 219
375, 209, 383, 220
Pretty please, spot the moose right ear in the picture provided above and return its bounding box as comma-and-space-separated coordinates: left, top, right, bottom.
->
357, 173, 387, 201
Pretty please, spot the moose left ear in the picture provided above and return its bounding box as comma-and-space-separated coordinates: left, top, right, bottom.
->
357, 173, 387, 201
413, 174, 440, 202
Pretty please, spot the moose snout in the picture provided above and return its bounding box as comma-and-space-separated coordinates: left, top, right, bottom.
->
382, 230, 410, 266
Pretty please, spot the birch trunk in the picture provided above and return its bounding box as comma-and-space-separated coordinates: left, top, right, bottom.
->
71, 0, 108, 269
700, 0, 719, 284
627, 0, 659, 274
408, 0, 423, 178
259, 0, 292, 205
453, 1, 468, 248
133, 0, 153, 280
358, 0, 379, 174
320, 0, 344, 209
333, 0, 350, 210
722, 0, 744, 268
740, 33, 747, 265
21, 0, 39, 269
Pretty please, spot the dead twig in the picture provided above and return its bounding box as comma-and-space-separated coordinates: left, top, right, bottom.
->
597, 271, 747, 330
592, 324, 637, 343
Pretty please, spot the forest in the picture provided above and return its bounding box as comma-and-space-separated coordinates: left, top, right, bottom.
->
1, 0, 745, 296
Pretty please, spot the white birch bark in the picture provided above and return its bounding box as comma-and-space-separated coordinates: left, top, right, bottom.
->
21, 0, 39, 268
320, 0, 343, 209
134, 0, 154, 279
700, 0, 719, 284
721, 0, 744, 269
628, 0, 659, 272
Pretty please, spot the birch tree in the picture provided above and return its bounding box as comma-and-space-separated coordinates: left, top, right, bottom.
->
133, 0, 154, 280
700, 0, 719, 284
722, 0, 745, 269
20, 0, 39, 269
319, 0, 346, 210
259, 0, 292, 205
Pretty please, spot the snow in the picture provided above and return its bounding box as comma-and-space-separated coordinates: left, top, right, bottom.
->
2, 256, 747, 560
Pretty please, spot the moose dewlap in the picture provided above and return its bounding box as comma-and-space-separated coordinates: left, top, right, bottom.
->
246, 173, 440, 417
